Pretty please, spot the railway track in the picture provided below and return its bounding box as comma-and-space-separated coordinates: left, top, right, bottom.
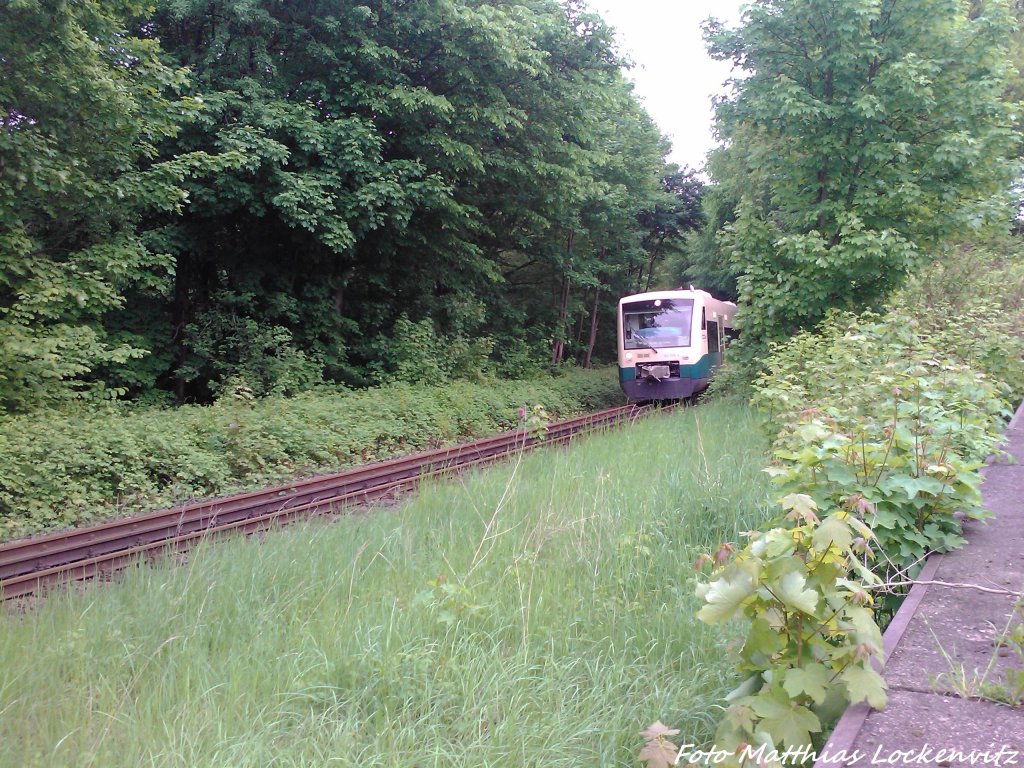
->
1, 403, 661, 600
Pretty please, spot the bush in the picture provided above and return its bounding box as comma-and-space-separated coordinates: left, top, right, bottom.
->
679, 305, 1014, 759
897, 235, 1024, 402
0, 368, 624, 540
753, 309, 1009, 582
369, 314, 495, 386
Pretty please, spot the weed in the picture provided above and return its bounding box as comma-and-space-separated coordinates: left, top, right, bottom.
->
931, 592, 1024, 706
0, 403, 772, 768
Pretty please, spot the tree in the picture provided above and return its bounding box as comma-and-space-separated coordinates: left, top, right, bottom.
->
139, 0, 673, 393
706, 0, 1018, 343
671, 183, 741, 300
0, 0, 226, 410
636, 166, 705, 292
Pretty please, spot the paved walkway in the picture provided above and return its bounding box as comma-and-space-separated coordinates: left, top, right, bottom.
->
816, 402, 1024, 767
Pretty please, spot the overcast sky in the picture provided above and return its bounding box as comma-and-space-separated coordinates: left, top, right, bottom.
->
590, 0, 747, 171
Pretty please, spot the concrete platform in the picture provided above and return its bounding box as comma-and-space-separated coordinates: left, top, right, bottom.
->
815, 402, 1024, 768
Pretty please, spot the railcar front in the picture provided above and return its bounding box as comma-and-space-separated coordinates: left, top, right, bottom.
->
616, 290, 731, 401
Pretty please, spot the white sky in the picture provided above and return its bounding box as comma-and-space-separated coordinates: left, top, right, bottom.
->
590, 0, 747, 172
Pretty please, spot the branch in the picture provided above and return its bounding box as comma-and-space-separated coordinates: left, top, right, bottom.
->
870, 579, 1023, 597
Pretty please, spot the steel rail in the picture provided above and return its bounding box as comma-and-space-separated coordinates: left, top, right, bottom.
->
1, 403, 657, 599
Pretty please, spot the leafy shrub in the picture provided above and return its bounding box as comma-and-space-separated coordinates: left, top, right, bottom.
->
693, 493, 885, 752
179, 297, 326, 397
369, 314, 495, 386
0, 368, 623, 540
671, 306, 1013, 760
492, 337, 548, 379
754, 310, 1008, 579
897, 235, 1024, 402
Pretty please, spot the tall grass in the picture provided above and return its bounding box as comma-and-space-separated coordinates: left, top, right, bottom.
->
0, 403, 771, 768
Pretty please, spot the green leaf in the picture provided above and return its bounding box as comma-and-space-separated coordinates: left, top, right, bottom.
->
781, 493, 818, 522
724, 702, 756, 733
697, 571, 756, 623
885, 474, 947, 499
775, 570, 819, 615
749, 692, 822, 747
742, 617, 786, 661
840, 663, 888, 709
824, 460, 858, 485
812, 514, 854, 552
781, 663, 831, 704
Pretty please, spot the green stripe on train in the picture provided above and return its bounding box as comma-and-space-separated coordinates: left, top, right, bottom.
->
618, 353, 721, 382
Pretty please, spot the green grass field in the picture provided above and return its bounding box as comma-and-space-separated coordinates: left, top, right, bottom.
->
0, 402, 772, 768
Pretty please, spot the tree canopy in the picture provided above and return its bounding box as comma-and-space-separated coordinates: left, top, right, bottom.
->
0, 0, 689, 408
4, 0, 1020, 409
706, 0, 1019, 343
0, 0, 230, 408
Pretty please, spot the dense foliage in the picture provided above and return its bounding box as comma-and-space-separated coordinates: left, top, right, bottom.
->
675, 286, 1017, 757
0, 367, 622, 540
705, 0, 1018, 345
897, 233, 1024, 400
0, 0, 237, 409
0, 0, 697, 409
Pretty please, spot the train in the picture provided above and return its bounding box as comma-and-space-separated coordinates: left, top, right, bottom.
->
616, 288, 736, 401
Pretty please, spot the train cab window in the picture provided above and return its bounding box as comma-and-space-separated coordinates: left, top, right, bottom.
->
707, 320, 720, 353
621, 298, 694, 349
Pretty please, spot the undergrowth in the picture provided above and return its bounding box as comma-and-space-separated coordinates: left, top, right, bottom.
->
0, 368, 622, 540
643, 259, 1019, 765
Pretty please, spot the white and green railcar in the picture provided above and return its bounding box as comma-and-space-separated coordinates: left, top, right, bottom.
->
616, 289, 736, 401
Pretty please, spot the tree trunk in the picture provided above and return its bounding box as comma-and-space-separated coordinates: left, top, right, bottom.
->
170, 254, 191, 402
644, 235, 667, 292
574, 307, 586, 348
550, 231, 574, 364
583, 286, 601, 369
551, 273, 570, 364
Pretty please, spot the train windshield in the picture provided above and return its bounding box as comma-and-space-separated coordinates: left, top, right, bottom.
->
622, 298, 694, 349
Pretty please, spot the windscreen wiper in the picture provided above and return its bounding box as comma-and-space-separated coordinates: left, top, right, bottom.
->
630, 334, 658, 352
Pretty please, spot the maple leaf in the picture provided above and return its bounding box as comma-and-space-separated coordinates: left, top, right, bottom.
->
781, 663, 831, 704
775, 571, 819, 615
697, 572, 755, 623
640, 720, 681, 740
749, 694, 821, 747
841, 663, 888, 709
811, 514, 853, 552
639, 721, 681, 768
724, 702, 756, 732
780, 493, 819, 523
639, 738, 679, 768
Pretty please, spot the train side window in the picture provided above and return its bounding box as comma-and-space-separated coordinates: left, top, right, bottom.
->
707, 320, 720, 353
701, 308, 706, 330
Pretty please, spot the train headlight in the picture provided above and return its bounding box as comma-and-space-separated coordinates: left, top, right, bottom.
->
625, 352, 633, 361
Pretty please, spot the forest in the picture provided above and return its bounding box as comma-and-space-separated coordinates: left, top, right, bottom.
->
2, 0, 711, 409
4, 0, 1021, 411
